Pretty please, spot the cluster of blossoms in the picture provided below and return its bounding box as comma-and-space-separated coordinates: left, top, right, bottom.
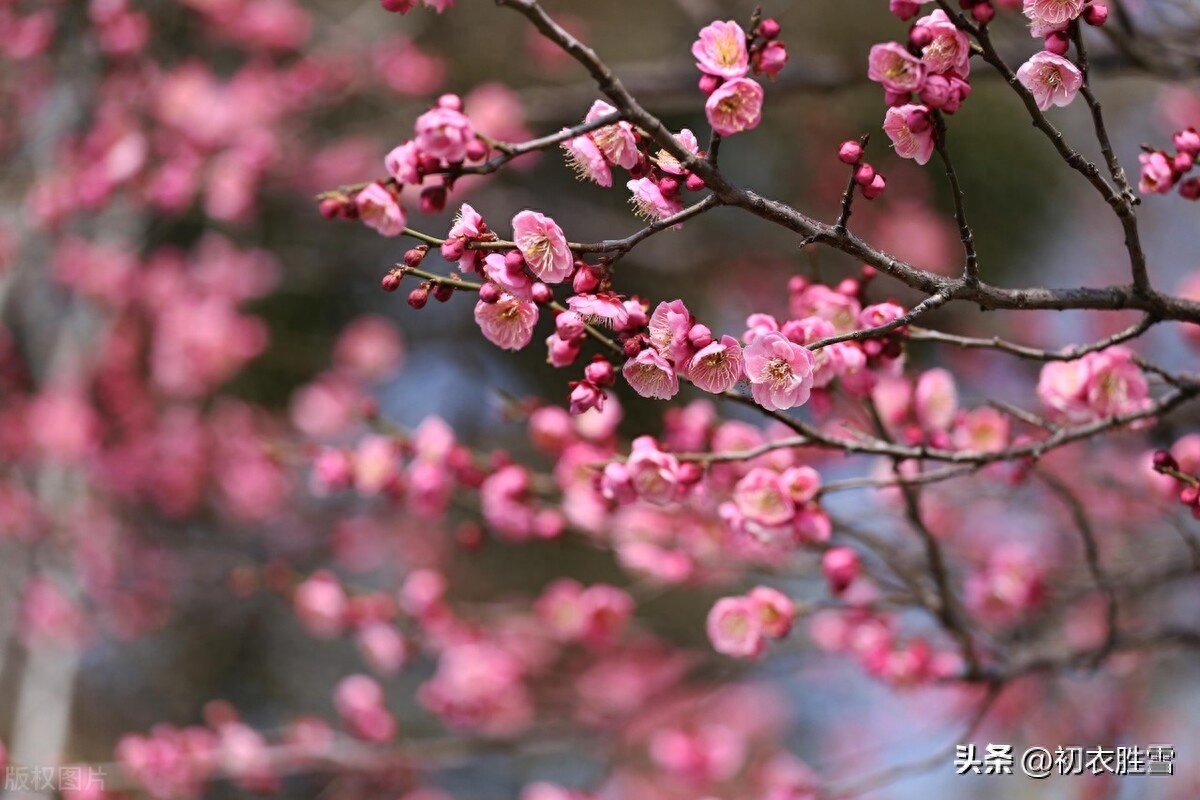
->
322, 93, 488, 236
871, 368, 1011, 453
1036, 346, 1151, 424
562, 99, 704, 223
1139, 126, 1200, 199
1014, 1, 1112, 110
692, 18, 786, 137
706, 586, 795, 658
869, 8, 974, 164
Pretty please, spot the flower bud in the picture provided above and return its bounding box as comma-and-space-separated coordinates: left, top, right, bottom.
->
685, 173, 707, 192
862, 173, 887, 199
432, 283, 454, 303
573, 266, 600, 293
531, 282, 552, 304
1152, 450, 1178, 472
381, 272, 402, 292
478, 283, 501, 303
403, 248, 425, 267
909, 25, 933, 48
584, 359, 616, 386
407, 287, 429, 309
556, 310, 586, 341
889, 0, 922, 20
854, 163, 876, 187
419, 185, 447, 214
1174, 128, 1200, 156
441, 238, 466, 261
687, 324, 713, 350
1180, 177, 1200, 201
465, 138, 489, 162
1083, 2, 1108, 25
838, 140, 864, 165
905, 106, 931, 134
437, 93, 463, 111
698, 74, 722, 95
822, 547, 860, 594
757, 18, 781, 39
1045, 31, 1070, 55
318, 198, 343, 219
971, 1, 995, 23
1174, 152, 1194, 173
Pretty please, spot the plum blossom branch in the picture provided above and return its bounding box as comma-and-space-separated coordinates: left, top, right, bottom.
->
932, 113, 979, 283
906, 315, 1158, 362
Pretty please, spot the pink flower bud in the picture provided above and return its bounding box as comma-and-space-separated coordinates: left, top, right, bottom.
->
971, 2, 995, 23
822, 547, 860, 594
658, 176, 681, 198
1180, 177, 1200, 200
572, 266, 600, 293
419, 186, 447, 214
531, 282, 552, 304
584, 358, 616, 386
838, 140, 863, 165
909, 25, 933, 48
568, 380, 605, 415
687, 323, 713, 349
904, 106, 931, 133
546, 333, 581, 367
381, 272, 402, 292
437, 93, 463, 111
465, 138, 489, 162
685, 173, 707, 191
889, 0, 922, 20
757, 41, 787, 79
403, 248, 425, 267
556, 310, 586, 341
862, 173, 887, 199
1174, 128, 1200, 156
854, 163, 876, 186
1174, 152, 1194, 173
698, 74, 722, 95
407, 288, 429, 309
1045, 31, 1070, 55
318, 198, 342, 218
757, 18, 781, 39
479, 283, 501, 303
432, 284, 454, 303
441, 237, 465, 261
1083, 2, 1108, 25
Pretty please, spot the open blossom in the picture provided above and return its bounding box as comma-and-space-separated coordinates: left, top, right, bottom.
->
915, 368, 958, 431
567, 293, 630, 329
707, 596, 766, 658
585, 100, 639, 169
647, 299, 693, 366
1138, 151, 1175, 194
627, 177, 684, 222
916, 10, 970, 76
748, 586, 796, 638
867, 43, 926, 94
1082, 346, 1150, 418
356, 183, 406, 236
384, 141, 421, 184
561, 133, 612, 187
1016, 51, 1082, 111
1037, 358, 1093, 421
626, 436, 684, 504
474, 294, 538, 350
734, 468, 795, 526
743, 331, 816, 411
623, 348, 680, 400
413, 105, 475, 163
692, 20, 749, 79
512, 210, 573, 283
1022, 0, 1085, 27
705, 78, 764, 137
689, 336, 744, 394
652, 128, 700, 175
883, 104, 935, 165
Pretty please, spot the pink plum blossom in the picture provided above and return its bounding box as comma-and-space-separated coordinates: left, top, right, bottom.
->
704, 77, 764, 137
413, 105, 476, 163
689, 336, 744, 394
566, 293, 630, 329
692, 20, 750, 79
707, 596, 766, 658
867, 43, 926, 94
561, 132, 612, 187
915, 368, 958, 431
623, 348, 680, 400
883, 104, 936, 165
355, 183, 406, 237
627, 177, 684, 222
585, 100, 639, 169
915, 10, 970, 76
733, 468, 795, 526
653, 129, 700, 175
647, 299, 693, 366
512, 210, 573, 283
474, 294, 538, 350
625, 436, 685, 504
748, 586, 795, 638
1016, 51, 1083, 111
1023, 0, 1085, 28
1138, 151, 1175, 194
743, 332, 816, 411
